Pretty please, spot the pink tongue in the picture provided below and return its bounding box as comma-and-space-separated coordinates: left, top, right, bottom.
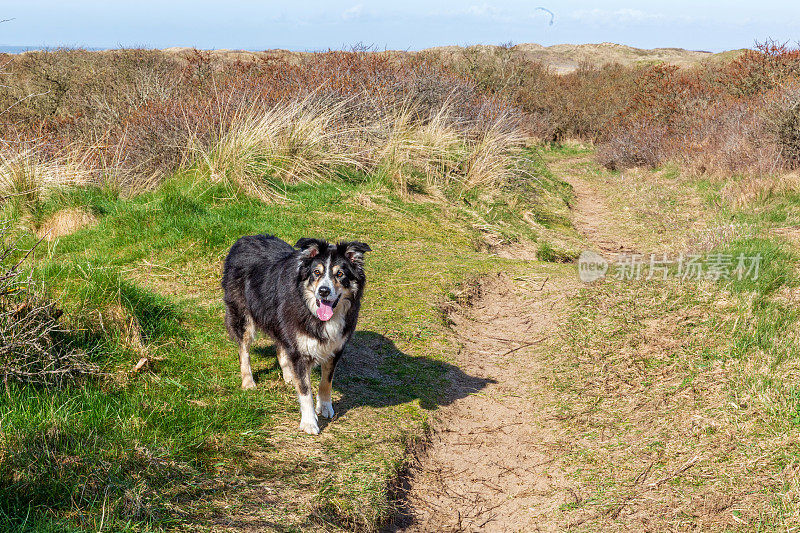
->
317, 302, 334, 321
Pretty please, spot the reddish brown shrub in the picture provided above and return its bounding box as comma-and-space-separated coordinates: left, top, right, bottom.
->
4, 41, 800, 183
442, 41, 800, 175
595, 42, 800, 174
0, 48, 519, 191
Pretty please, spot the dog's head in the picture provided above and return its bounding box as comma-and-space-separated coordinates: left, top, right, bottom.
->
295, 238, 371, 322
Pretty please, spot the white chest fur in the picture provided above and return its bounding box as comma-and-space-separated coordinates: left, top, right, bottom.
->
296, 312, 348, 365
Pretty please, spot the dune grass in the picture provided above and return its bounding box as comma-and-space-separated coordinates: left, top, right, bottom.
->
186, 97, 527, 205
547, 152, 800, 530
0, 145, 569, 531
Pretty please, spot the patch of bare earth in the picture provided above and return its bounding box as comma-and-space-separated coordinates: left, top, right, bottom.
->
391, 272, 581, 532
36, 207, 97, 241
546, 156, 639, 256
483, 234, 541, 260
564, 174, 637, 255
550, 156, 715, 257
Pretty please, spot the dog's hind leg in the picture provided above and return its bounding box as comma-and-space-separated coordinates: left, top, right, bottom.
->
276, 344, 294, 384
239, 314, 257, 389
291, 357, 319, 435
316, 350, 342, 419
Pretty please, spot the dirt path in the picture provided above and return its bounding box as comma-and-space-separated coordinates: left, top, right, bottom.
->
390, 272, 582, 532
390, 157, 623, 532
390, 154, 746, 531
552, 157, 638, 256
566, 177, 636, 255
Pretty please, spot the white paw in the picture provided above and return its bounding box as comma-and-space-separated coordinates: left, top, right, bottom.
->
282, 368, 294, 384
316, 400, 335, 419
298, 418, 320, 435
241, 378, 256, 390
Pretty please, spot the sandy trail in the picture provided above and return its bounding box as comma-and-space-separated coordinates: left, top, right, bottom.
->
391, 157, 624, 532
390, 273, 581, 532
555, 158, 638, 256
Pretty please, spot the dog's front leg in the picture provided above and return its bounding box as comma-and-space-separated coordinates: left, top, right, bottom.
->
291, 356, 319, 435
239, 315, 257, 389
316, 350, 343, 419
276, 344, 294, 384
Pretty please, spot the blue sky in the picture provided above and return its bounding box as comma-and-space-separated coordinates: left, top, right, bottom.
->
2, 1, 798, 52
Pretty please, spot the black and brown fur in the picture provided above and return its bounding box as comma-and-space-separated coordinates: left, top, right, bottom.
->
222, 234, 370, 434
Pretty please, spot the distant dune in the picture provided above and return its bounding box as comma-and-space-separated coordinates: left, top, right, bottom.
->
420, 42, 746, 73
168, 42, 746, 73
7, 43, 745, 72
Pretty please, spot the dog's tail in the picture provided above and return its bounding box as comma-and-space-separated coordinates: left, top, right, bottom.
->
224, 301, 246, 344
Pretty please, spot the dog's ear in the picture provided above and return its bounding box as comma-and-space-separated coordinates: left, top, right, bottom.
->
342, 241, 371, 265
295, 238, 325, 259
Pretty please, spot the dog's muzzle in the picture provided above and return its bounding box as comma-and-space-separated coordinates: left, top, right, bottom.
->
315, 288, 340, 321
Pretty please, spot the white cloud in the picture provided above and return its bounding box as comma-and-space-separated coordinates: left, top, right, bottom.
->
570, 8, 669, 25
342, 4, 364, 21
466, 4, 493, 17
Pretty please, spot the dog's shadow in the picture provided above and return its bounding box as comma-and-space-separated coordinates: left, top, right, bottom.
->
251, 330, 495, 427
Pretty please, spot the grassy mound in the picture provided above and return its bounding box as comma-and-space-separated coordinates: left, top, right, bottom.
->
0, 147, 571, 531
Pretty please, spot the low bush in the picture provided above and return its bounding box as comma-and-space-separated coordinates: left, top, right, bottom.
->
767, 81, 800, 169
0, 229, 98, 387
0, 48, 526, 200
439, 41, 800, 176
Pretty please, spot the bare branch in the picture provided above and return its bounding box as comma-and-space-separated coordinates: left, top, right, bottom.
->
1, 226, 102, 387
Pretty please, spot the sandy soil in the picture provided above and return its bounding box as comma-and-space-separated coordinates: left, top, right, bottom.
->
390, 156, 623, 532
390, 271, 583, 532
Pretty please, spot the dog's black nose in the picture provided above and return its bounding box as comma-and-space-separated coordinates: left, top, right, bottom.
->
318, 286, 331, 298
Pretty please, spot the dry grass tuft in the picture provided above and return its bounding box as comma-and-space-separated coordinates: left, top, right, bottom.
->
720, 172, 800, 208
191, 98, 361, 201
36, 207, 98, 241
187, 96, 525, 201
105, 302, 147, 357
0, 149, 92, 205
376, 103, 525, 196
377, 104, 463, 194
462, 121, 526, 191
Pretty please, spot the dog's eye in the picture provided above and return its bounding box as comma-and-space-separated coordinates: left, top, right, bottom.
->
336, 271, 344, 279
314, 269, 323, 277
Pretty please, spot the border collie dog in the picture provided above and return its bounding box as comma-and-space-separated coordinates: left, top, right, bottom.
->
222, 235, 370, 434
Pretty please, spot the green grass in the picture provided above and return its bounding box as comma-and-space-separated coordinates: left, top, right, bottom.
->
548, 155, 800, 529
29, 142, 800, 530
0, 151, 567, 531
